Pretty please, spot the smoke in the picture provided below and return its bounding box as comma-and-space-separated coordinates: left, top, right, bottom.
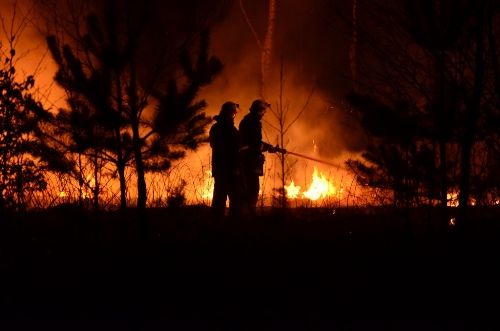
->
1, 0, 364, 155
201, 0, 365, 158
183, 0, 366, 193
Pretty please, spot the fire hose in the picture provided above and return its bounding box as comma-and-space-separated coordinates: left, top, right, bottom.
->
283, 150, 344, 169
242, 143, 346, 169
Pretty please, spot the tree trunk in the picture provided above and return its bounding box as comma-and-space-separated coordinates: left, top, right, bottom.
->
114, 74, 127, 211
1, 147, 7, 211
93, 149, 100, 211
486, 1, 500, 99
132, 123, 147, 211
260, 0, 276, 98
439, 140, 447, 224
0, 190, 4, 212
280, 135, 285, 208
458, 6, 485, 227
437, 51, 448, 227
458, 139, 472, 223
117, 159, 127, 211
126, 5, 147, 212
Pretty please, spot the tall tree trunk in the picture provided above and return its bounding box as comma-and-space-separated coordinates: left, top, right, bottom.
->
114, 72, 127, 211
280, 133, 285, 208
260, 0, 276, 98
1, 146, 7, 211
0, 189, 4, 212
78, 153, 84, 207
439, 140, 447, 224
437, 51, 448, 227
117, 158, 127, 211
239, 0, 276, 98
132, 123, 147, 210
486, 2, 500, 103
350, 0, 358, 91
459, 139, 472, 222
128, 65, 147, 211
278, 60, 286, 208
126, 5, 147, 212
16, 162, 26, 211
458, 6, 485, 227
93, 148, 100, 211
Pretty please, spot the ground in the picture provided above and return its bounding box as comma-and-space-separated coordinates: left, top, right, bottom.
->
0, 206, 499, 330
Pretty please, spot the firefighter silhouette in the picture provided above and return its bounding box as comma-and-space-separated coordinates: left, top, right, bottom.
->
209, 101, 241, 219
239, 99, 282, 216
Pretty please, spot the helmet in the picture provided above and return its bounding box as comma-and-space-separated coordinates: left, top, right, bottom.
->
219, 101, 239, 118
250, 99, 270, 113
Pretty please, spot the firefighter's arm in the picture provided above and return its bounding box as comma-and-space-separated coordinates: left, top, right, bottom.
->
262, 142, 287, 154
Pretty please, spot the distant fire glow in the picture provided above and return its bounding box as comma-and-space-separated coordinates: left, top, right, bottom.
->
447, 192, 459, 207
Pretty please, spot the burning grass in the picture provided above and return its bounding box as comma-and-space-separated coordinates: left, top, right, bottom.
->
29, 150, 375, 210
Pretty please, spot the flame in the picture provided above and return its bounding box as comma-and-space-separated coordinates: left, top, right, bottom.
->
286, 167, 341, 201
447, 192, 459, 207
86, 174, 96, 188
284, 180, 301, 199
200, 170, 214, 200
446, 191, 476, 207
58, 191, 67, 198
303, 167, 337, 200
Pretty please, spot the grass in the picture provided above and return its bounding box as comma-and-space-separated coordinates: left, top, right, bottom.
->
0, 206, 499, 329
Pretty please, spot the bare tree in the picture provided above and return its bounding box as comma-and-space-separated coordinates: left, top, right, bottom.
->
266, 58, 314, 208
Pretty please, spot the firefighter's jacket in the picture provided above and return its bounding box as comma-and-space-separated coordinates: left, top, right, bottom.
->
239, 112, 271, 176
209, 116, 240, 178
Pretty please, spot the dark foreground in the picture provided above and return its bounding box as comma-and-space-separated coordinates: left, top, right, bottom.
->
0, 206, 499, 330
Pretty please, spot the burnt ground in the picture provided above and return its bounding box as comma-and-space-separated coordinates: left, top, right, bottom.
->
0, 206, 499, 330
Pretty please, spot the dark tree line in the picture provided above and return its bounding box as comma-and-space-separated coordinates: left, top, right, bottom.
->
335, 0, 500, 226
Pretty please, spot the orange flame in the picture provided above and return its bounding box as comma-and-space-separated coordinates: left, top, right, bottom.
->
447, 192, 459, 207
285, 166, 342, 201
284, 180, 301, 199
200, 170, 214, 201
303, 167, 337, 200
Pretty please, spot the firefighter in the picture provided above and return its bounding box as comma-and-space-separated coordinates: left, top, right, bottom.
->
239, 99, 282, 216
209, 101, 241, 219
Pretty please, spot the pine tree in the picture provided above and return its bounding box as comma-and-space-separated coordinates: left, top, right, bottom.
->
47, 10, 132, 210
46, 2, 223, 211
152, 29, 223, 170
